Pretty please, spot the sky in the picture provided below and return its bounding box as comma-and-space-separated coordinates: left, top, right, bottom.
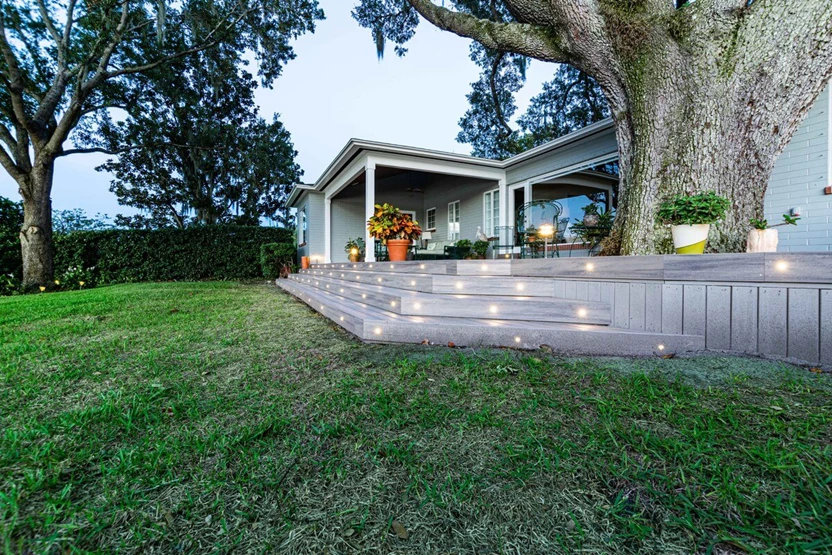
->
0, 0, 552, 216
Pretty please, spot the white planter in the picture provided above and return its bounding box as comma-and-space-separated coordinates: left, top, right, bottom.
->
670, 224, 710, 254
746, 228, 779, 253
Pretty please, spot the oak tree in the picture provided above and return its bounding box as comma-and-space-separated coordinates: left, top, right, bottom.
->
355, 0, 832, 253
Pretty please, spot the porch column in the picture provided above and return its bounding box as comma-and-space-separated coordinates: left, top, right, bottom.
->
324, 198, 332, 263
498, 178, 508, 228
365, 161, 376, 262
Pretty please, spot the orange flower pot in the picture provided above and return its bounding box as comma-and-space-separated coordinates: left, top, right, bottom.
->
386, 239, 411, 262
301, 256, 310, 269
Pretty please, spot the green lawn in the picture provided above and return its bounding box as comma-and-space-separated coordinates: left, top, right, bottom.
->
1, 283, 830, 554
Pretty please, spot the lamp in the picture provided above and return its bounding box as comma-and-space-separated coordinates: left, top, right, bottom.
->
421, 230, 433, 249
538, 223, 555, 258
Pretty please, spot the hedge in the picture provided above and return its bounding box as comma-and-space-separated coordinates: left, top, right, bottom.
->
55, 226, 295, 283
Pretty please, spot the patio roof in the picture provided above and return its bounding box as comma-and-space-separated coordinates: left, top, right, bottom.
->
287, 118, 616, 207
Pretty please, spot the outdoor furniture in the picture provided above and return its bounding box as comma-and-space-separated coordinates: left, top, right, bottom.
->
490, 226, 515, 259
414, 240, 455, 260
569, 222, 613, 256
444, 245, 471, 260
515, 200, 563, 258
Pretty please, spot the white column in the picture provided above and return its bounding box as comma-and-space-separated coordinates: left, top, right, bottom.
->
324, 198, 332, 263
498, 178, 508, 227
365, 161, 376, 262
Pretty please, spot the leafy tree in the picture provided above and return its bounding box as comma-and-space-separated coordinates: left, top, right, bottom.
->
53, 209, 112, 235
0, 0, 323, 286
458, 59, 609, 159
353, 0, 832, 254
84, 51, 302, 229
0, 195, 22, 276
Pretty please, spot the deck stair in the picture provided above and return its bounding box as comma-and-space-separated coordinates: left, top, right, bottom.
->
277, 261, 705, 356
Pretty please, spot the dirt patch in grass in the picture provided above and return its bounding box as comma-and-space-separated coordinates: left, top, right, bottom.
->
1, 283, 830, 554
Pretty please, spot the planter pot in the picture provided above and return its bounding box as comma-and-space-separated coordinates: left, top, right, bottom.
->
747, 228, 779, 253
348, 252, 362, 263
670, 224, 710, 254
386, 239, 411, 262
301, 256, 310, 269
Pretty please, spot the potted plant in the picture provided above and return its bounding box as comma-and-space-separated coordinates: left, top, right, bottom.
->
657, 192, 730, 254
470, 240, 490, 260
345, 237, 365, 262
747, 214, 799, 253
582, 203, 601, 226
367, 203, 422, 262
445, 239, 472, 260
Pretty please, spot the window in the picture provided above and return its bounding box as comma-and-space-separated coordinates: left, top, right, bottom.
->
425, 207, 436, 231
448, 201, 460, 241
298, 207, 307, 245
483, 190, 500, 237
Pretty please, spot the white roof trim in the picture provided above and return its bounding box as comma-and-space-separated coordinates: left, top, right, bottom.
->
288, 117, 616, 203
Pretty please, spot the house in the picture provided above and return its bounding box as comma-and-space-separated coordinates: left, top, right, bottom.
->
288, 86, 831, 263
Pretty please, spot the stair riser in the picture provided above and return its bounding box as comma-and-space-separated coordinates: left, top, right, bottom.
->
289, 275, 404, 314
301, 270, 561, 297
309, 261, 453, 275
398, 298, 609, 324
365, 321, 704, 355
278, 281, 367, 336
430, 276, 556, 297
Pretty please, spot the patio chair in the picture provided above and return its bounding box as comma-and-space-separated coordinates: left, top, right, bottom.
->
515, 200, 563, 258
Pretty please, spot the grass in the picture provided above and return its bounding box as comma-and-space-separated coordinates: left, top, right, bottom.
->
1, 282, 831, 554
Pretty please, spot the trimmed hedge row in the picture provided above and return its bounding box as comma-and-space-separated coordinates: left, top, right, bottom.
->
55, 226, 295, 283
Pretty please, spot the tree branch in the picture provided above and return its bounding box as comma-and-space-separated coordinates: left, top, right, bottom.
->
405, 0, 572, 63
488, 52, 514, 136
58, 142, 219, 158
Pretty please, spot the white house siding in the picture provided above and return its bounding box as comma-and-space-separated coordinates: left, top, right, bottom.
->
297, 191, 326, 263
505, 129, 618, 186
767, 85, 831, 252
419, 175, 499, 243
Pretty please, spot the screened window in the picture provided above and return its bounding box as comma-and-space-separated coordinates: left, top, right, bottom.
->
483, 190, 500, 237
448, 201, 460, 241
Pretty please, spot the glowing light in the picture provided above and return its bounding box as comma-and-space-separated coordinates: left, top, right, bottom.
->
516, 283, 525, 291
411, 281, 416, 286
362, 294, 367, 299
489, 305, 498, 314
377, 278, 382, 283
419, 264, 426, 270
456, 282, 463, 290
340, 289, 344, 293
514, 336, 521, 343
390, 265, 395, 269
658, 344, 666, 351
414, 303, 422, 310
481, 264, 488, 271
374, 327, 382, 335
369, 264, 373, 268
586, 263, 595, 271
577, 308, 588, 318
349, 248, 358, 256
775, 260, 789, 272
391, 301, 397, 307
356, 276, 360, 280
538, 223, 555, 237
340, 316, 345, 321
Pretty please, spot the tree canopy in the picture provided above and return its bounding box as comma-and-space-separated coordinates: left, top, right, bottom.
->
82, 48, 302, 229
1, 0, 322, 284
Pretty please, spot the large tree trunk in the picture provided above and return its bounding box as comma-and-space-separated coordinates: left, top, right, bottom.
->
19, 162, 54, 287
400, 0, 832, 255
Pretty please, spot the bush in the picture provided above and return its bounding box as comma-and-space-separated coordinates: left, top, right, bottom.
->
0, 196, 23, 278
260, 242, 297, 279
55, 226, 294, 284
